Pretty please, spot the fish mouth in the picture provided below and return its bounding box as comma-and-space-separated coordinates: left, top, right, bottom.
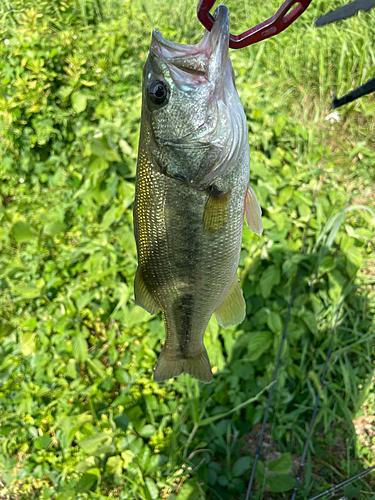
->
205, 4, 230, 81
151, 5, 230, 84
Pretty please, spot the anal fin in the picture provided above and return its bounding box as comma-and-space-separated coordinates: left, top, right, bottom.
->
134, 269, 160, 315
245, 183, 263, 236
215, 277, 246, 328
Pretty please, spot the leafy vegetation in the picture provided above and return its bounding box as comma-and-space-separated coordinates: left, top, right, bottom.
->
0, 0, 374, 499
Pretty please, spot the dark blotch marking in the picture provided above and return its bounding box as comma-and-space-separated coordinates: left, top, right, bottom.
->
208, 185, 230, 198
173, 294, 194, 357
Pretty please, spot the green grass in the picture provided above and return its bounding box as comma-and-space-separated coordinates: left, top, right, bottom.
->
0, 0, 374, 499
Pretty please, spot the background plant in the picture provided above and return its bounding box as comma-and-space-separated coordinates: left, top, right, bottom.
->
0, 1, 374, 499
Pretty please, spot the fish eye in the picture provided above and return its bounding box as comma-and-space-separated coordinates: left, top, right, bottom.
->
148, 80, 169, 105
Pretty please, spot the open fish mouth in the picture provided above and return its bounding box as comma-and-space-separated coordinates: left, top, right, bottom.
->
150, 4, 230, 86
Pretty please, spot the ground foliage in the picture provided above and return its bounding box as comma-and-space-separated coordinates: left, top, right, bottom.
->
0, 0, 374, 499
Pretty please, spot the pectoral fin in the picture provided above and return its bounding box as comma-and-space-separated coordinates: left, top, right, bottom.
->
245, 183, 263, 235
203, 187, 231, 237
215, 277, 246, 328
134, 269, 160, 315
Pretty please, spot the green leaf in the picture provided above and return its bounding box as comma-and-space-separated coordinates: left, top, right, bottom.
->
91, 444, 116, 457
318, 256, 335, 275
81, 80, 96, 86
261, 217, 275, 230
277, 187, 294, 205
341, 234, 354, 252
44, 221, 66, 236
267, 312, 283, 335
126, 305, 152, 327
269, 212, 284, 231
118, 180, 135, 208
145, 477, 159, 499
232, 456, 251, 477
268, 474, 295, 493
20, 332, 36, 355
121, 450, 135, 468
328, 270, 346, 302
86, 358, 105, 379
34, 434, 51, 450
91, 137, 122, 162
23, 318, 37, 330
75, 472, 98, 492
255, 459, 266, 485
268, 453, 291, 475
76, 291, 96, 311
58, 85, 73, 99
71, 91, 88, 113
302, 311, 318, 336
346, 245, 362, 278
76, 457, 96, 473
0, 228, 8, 241
145, 454, 168, 474
273, 114, 287, 137
0, 425, 13, 437
101, 206, 118, 229
12, 221, 37, 242
56, 492, 76, 500
259, 266, 280, 299
177, 478, 205, 500
344, 484, 362, 499
247, 332, 273, 361
29, 426, 39, 438
115, 368, 130, 384
298, 203, 310, 221
89, 494, 115, 500
114, 413, 129, 432
137, 444, 151, 470
326, 209, 345, 249
12, 285, 41, 298
78, 433, 110, 454
139, 424, 156, 438
105, 456, 123, 477
71, 335, 88, 362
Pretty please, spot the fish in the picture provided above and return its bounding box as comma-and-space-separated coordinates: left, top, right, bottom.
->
133, 5, 263, 384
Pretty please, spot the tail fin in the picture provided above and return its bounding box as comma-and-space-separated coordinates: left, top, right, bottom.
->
153, 348, 213, 384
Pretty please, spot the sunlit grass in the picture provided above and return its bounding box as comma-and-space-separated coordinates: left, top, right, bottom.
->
0, 1, 374, 499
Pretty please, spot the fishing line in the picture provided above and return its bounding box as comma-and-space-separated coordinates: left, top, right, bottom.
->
307, 465, 375, 500
245, 180, 321, 500
291, 311, 339, 500
291, 273, 375, 499
244, 262, 301, 500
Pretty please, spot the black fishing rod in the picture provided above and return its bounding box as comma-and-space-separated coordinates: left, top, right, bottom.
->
315, 0, 375, 108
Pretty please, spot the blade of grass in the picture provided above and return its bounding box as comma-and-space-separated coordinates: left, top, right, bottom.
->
199, 381, 273, 427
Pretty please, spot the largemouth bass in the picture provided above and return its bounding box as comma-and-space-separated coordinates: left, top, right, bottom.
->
133, 5, 262, 384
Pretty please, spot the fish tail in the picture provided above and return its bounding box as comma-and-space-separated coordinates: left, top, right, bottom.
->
153, 348, 213, 384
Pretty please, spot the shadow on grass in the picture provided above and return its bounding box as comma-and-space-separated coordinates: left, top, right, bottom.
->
177, 240, 375, 500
